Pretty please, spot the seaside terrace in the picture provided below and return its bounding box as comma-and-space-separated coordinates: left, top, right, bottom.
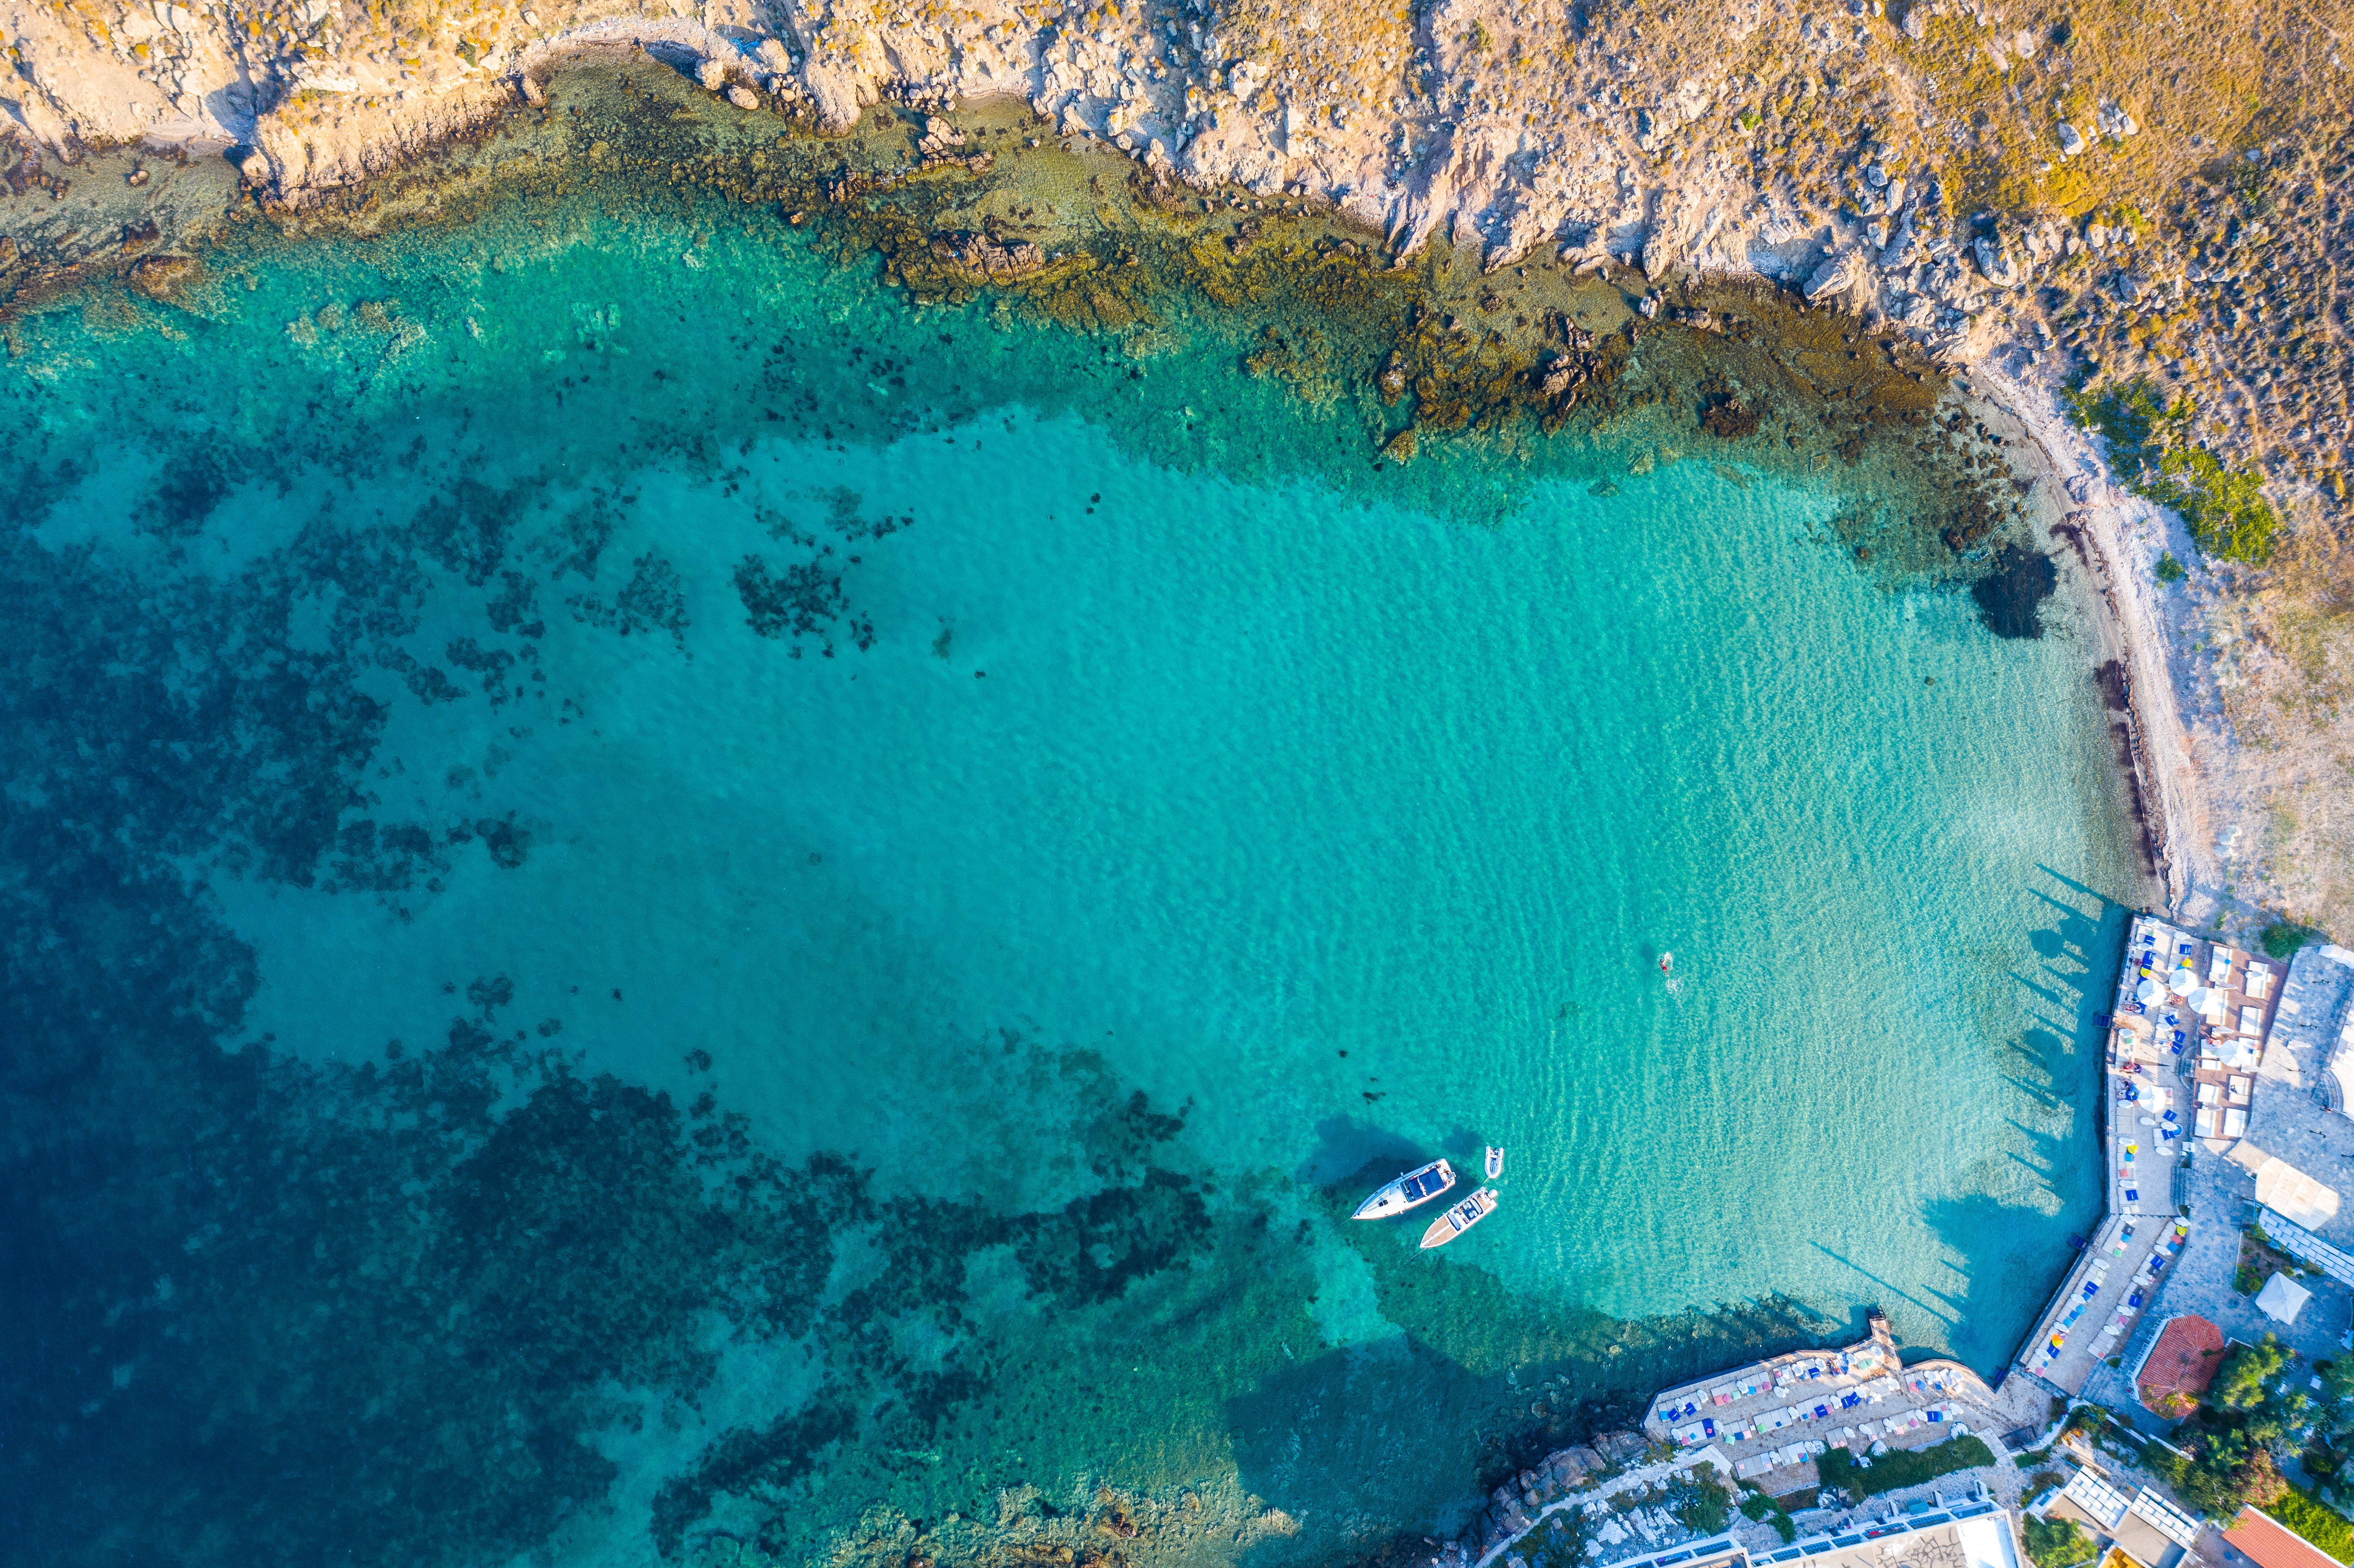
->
2014, 912, 2288, 1397
1644, 1315, 1998, 1495
2028, 1459, 2203, 1568
1457, 1450, 2020, 1568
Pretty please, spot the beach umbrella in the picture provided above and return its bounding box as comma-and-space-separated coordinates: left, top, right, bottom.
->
2186, 986, 2216, 1014
2135, 976, 2166, 1004
2168, 967, 2198, 995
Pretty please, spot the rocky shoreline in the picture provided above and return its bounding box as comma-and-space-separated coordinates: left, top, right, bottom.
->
12, 0, 2350, 924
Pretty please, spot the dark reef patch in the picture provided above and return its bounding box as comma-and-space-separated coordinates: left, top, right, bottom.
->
146, 448, 231, 537
416, 476, 528, 586
570, 551, 692, 645
1698, 389, 1762, 439
735, 551, 852, 650
1970, 544, 2059, 639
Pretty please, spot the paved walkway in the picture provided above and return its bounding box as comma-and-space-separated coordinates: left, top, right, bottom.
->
2081, 1120, 2353, 1429
1472, 1449, 1734, 1568
2024, 1213, 2190, 1394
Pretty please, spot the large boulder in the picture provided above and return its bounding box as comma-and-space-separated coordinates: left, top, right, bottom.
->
929, 230, 1048, 281
1804, 246, 1861, 301
1593, 1429, 1649, 1466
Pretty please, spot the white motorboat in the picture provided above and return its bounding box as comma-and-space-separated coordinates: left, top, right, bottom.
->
1484, 1146, 1504, 1179
1420, 1188, 1498, 1249
1351, 1158, 1456, 1220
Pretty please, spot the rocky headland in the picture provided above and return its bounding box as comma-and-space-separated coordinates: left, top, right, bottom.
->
4, 0, 2352, 926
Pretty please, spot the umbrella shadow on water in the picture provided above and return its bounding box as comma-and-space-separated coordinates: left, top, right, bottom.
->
2004, 870, 2135, 1156
1916, 1187, 2099, 1372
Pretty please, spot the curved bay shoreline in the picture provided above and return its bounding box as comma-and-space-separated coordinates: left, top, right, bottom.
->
12, 0, 2354, 933
0, 50, 2191, 1568
1, 40, 2202, 899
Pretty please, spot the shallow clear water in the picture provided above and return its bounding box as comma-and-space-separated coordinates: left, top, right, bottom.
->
0, 153, 2139, 1568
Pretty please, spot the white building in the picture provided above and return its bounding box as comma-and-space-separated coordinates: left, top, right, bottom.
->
2276, 945, 2354, 1114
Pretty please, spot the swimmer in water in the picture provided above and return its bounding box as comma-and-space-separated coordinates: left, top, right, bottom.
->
1660, 952, 1673, 977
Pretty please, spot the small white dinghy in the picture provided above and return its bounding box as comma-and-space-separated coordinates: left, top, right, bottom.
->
1485, 1146, 1504, 1179
1420, 1188, 1498, 1249
1352, 1158, 1456, 1220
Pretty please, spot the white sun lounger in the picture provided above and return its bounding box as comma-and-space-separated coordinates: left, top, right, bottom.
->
2224, 1108, 2249, 1138
2196, 1107, 2217, 1138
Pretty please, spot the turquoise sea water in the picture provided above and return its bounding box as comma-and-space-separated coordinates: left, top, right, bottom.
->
1, 149, 2140, 1567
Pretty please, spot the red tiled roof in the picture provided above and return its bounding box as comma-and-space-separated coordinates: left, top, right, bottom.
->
2228, 1508, 2346, 1568
2137, 1314, 2226, 1414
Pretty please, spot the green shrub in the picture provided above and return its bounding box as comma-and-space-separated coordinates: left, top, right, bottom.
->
2025, 1515, 2098, 1568
1815, 1434, 1996, 1497
2150, 446, 2281, 564
1670, 1468, 1732, 1534
1740, 1491, 1798, 1542
2156, 552, 2187, 582
2060, 376, 2279, 565
2266, 1488, 2354, 1564
2264, 924, 2324, 961
2061, 375, 2186, 452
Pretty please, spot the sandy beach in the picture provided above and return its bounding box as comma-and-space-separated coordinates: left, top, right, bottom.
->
1975, 355, 2211, 910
